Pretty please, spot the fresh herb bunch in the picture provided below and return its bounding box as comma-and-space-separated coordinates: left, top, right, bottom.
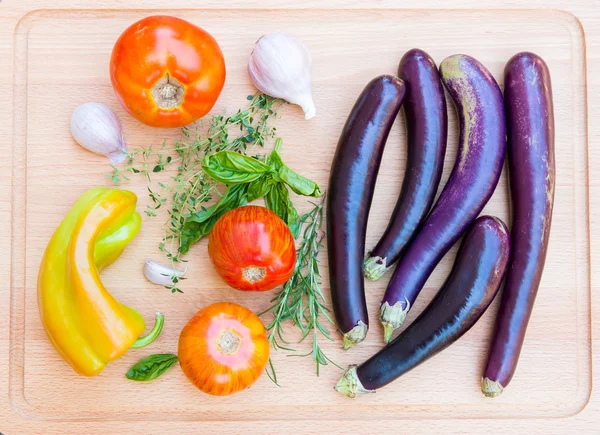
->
110, 94, 280, 292
110, 94, 323, 294
198, 139, 322, 247
261, 198, 341, 378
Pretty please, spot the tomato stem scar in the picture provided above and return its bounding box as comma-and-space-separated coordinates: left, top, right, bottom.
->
217, 330, 242, 354
242, 265, 266, 283
151, 73, 185, 109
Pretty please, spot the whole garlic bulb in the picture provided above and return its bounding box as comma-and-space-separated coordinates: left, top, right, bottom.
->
248, 33, 316, 120
70, 102, 127, 164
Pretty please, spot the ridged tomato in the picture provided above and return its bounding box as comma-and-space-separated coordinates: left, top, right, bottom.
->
208, 206, 296, 291
178, 302, 269, 396
110, 15, 226, 128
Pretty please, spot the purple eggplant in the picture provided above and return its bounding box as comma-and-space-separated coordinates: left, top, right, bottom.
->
327, 75, 405, 349
482, 52, 555, 398
336, 216, 510, 397
364, 49, 448, 281
379, 54, 506, 343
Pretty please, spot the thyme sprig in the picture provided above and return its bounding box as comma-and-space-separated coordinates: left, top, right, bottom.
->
110, 94, 280, 292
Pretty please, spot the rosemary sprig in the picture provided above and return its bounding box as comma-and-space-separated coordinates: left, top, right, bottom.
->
261, 198, 341, 377
110, 94, 280, 292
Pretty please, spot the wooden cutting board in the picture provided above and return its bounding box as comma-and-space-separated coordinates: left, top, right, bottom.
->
1, 1, 599, 433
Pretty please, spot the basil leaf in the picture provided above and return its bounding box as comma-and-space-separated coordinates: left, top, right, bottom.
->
268, 147, 322, 197
179, 184, 249, 253
266, 183, 300, 238
247, 176, 274, 202
202, 151, 271, 185
126, 354, 178, 382
188, 183, 249, 224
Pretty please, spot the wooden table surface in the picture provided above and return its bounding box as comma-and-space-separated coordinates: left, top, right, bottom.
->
1, 0, 599, 433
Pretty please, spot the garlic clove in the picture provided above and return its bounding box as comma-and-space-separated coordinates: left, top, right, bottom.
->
143, 260, 187, 286
287, 92, 316, 120
108, 142, 127, 164
108, 152, 127, 165
248, 33, 316, 120
70, 102, 127, 163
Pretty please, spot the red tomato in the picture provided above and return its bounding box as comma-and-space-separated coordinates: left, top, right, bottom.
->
110, 15, 226, 128
178, 302, 269, 396
208, 206, 296, 291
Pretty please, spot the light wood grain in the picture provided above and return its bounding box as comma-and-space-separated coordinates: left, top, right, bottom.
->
1, 1, 599, 434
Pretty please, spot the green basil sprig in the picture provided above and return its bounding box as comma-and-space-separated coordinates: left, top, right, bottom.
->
265, 182, 300, 237
180, 183, 250, 253
126, 354, 178, 382
202, 151, 271, 185
179, 139, 321, 252
267, 143, 322, 197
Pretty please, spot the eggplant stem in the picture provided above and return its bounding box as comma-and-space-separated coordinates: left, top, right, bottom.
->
132, 312, 165, 349
481, 377, 504, 398
379, 299, 410, 343
382, 323, 396, 344
334, 366, 375, 398
364, 255, 390, 281
342, 321, 368, 350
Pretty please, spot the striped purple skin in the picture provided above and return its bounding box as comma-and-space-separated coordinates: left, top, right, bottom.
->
379, 54, 506, 342
482, 52, 555, 397
364, 49, 448, 281
335, 216, 510, 397
327, 75, 405, 348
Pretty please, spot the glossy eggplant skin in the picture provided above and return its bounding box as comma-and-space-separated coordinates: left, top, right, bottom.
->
327, 75, 406, 349
335, 216, 510, 397
482, 53, 555, 398
364, 49, 448, 281
379, 54, 506, 342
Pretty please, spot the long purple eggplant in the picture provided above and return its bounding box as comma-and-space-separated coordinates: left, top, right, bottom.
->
364, 49, 447, 281
482, 52, 555, 398
336, 216, 510, 397
327, 75, 405, 349
378, 54, 506, 343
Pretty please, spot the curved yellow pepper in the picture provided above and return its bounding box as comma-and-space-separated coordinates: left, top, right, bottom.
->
38, 187, 155, 376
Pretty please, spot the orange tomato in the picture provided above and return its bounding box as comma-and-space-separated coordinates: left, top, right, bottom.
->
178, 302, 269, 396
208, 206, 296, 291
110, 15, 226, 128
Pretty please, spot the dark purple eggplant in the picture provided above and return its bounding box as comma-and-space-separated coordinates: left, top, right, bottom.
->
335, 216, 510, 397
379, 54, 506, 343
482, 52, 555, 398
364, 49, 447, 281
327, 75, 405, 349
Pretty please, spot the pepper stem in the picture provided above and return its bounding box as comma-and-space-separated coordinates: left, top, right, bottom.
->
131, 312, 165, 349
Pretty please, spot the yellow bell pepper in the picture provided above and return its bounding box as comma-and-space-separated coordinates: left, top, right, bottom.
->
38, 187, 161, 376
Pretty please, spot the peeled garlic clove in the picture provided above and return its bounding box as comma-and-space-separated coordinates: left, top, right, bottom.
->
70, 102, 127, 164
248, 33, 316, 120
143, 260, 187, 286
